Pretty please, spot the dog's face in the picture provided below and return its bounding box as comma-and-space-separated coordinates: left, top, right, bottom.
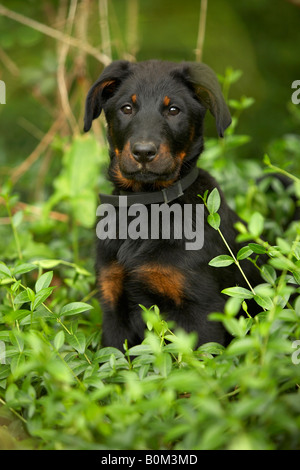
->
84, 60, 231, 190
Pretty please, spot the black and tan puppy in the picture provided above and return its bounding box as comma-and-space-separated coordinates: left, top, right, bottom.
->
84, 60, 261, 350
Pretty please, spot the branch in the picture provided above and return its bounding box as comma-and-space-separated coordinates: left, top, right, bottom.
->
195, 0, 208, 62
11, 114, 65, 183
0, 4, 111, 66
57, 0, 80, 133
99, 0, 112, 61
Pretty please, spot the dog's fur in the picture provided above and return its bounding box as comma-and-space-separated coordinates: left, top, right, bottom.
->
84, 60, 262, 350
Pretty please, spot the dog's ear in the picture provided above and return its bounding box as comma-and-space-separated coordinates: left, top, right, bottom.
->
179, 62, 231, 137
84, 60, 132, 132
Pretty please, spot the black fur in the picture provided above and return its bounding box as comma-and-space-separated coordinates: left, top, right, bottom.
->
84, 60, 262, 350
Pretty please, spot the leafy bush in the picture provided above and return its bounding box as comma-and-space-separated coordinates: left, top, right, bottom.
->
0, 70, 299, 450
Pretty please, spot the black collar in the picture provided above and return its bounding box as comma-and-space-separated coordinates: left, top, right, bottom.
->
99, 167, 199, 207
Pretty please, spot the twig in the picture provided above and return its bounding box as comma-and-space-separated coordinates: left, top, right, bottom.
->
0, 47, 20, 76
5, 198, 23, 260
74, 0, 89, 77
57, 0, 80, 133
99, 0, 112, 61
195, 0, 208, 62
0, 198, 69, 223
0, 4, 111, 66
0, 397, 27, 425
11, 114, 65, 183
126, 0, 139, 60
17, 117, 45, 141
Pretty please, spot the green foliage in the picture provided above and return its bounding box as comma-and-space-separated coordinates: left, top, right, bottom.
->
0, 65, 300, 450
1, 154, 300, 450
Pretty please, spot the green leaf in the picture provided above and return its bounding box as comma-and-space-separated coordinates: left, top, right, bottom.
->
68, 332, 86, 354
225, 68, 243, 84
223, 317, 253, 338
53, 331, 65, 351
0, 262, 12, 278
229, 96, 255, 110
269, 257, 295, 271
292, 270, 300, 285
10, 354, 26, 376
261, 265, 277, 285
94, 347, 125, 363
12, 211, 23, 228
248, 212, 264, 237
263, 153, 271, 166
33, 259, 62, 269
9, 330, 24, 352
127, 344, 153, 356
237, 246, 253, 260
154, 353, 172, 377
198, 342, 225, 355
276, 237, 292, 255
209, 255, 235, 267
13, 290, 30, 305
60, 302, 93, 317
35, 271, 53, 293
32, 287, 54, 310
248, 243, 267, 254
14, 263, 36, 276
207, 213, 220, 230
226, 337, 256, 356
254, 294, 273, 310
222, 286, 254, 299
26, 287, 35, 303
224, 297, 243, 317
225, 134, 251, 149
198, 189, 209, 204
207, 188, 221, 214
50, 135, 103, 228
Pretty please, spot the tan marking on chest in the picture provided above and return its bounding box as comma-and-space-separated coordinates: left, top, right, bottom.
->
98, 262, 124, 307
134, 263, 185, 306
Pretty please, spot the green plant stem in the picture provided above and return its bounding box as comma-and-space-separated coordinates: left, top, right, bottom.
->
217, 227, 257, 296
5, 201, 23, 260
0, 397, 27, 424
56, 317, 72, 335
264, 156, 300, 184
54, 317, 91, 364
72, 220, 79, 264
199, 192, 257, 302
41, 333, 87, 390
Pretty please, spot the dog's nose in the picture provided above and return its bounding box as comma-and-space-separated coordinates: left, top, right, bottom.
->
131, 142, 157, 163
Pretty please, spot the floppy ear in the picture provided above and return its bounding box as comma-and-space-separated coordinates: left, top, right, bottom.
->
84, 60, 132, 132
181, 62, 231, 137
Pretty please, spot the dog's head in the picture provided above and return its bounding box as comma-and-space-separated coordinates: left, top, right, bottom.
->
84, 60, 231, 190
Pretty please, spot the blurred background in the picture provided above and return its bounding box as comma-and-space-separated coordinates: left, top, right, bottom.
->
1, 0, 300, 180
0, 0, 299, 262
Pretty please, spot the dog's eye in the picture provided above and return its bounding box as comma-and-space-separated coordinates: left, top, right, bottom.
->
168, 106, 180, 116
121, 104, 133, 115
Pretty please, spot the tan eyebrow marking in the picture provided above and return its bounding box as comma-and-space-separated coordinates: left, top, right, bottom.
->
163, 96, 171, 106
